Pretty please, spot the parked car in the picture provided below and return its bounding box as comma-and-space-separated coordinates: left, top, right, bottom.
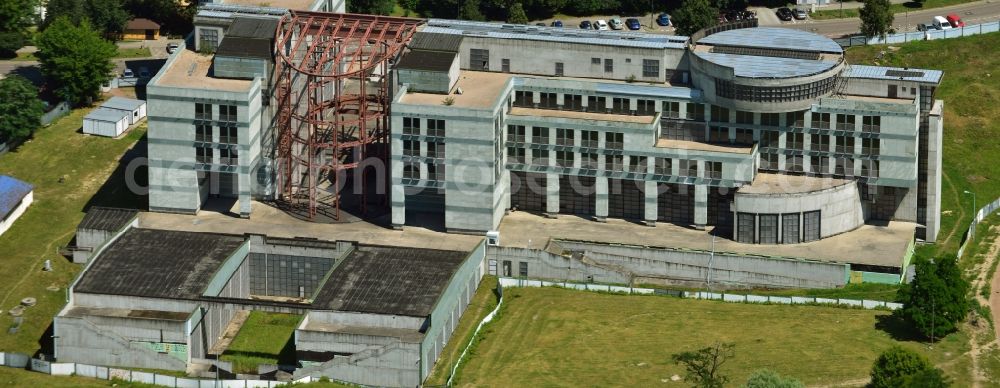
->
579, 20, 592, 29
608, 18, 624, 30
166, 43, 179, 54
551, 20, 563, 27
917, 23, 931, 31
595, 19, 609, 30
625, 18, 641, 30
776, 7, 793, 21
794, 8, 808, 20
122, 68, 134, 78
932, 15, 953, 30
946, 13, 966, 28
656, 13, 671, 26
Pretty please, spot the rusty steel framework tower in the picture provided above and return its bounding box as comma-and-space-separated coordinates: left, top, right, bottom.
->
273, 11, 422, 221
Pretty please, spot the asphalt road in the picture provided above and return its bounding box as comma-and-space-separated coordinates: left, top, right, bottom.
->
781, 0, 1000, 36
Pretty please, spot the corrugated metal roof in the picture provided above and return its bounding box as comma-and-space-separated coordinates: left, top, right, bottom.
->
423, 19, 688, 49
102, 97, 145, 112
841, 64, 943, 84
699, 27, 843, 53
694, 51, 839, 78
409, 32, 463, 52
397, 49, 455, 71
0, 175, 32, 220
79, 207, 138, 232
85, 108, 129, 123
216, 36, 273, 58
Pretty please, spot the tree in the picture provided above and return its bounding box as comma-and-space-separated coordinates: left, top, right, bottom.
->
870, 346, 933, 388
35, 17, 117, 106
347, 0, 394, 14
0, 0, 40, 55
0, 76, 45, 142
671, 342, 734, 388
84, 0, 129, 35
898, 367, 951, 387
672, 0, 718, 37
859, 0, 894, 40
506, 2, 528, 24
44, 0, 87, 27
459, 0, 486, 21
743, 369, 804, 388
897, 255, 970, 340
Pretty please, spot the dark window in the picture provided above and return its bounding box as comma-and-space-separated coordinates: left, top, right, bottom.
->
654, 157, 672, 175
786, 133, 804, 150
219, 126, 237, 144
503, 260, 512, 277
427, 119, 446, 137
680, 159, 697, 177
199, 28, 219, 51
581, 130, 599, 148
196, 146, 213, 164
862, 138, 880, 156
708, 126, 728, 143
556, 128, 574, 146
220, 148, 238, 166
835, 136, 855, 154
605, 154, 624, 171
428, 163, 445, 181
711, 105, 730, 123
604, 58, 613, 73
539, 92, 558, 109
531, 149, 549, 166
628, 156, 647, 173
591, 57, 600, 65
760, 130, 780, 148
514, 91, 532, 107
403, 140, 419, 156
759, 214, 778, 244
834, 157, 855, 176
662, 101, 680, 118
760, 153, 778, 170
706, 161, 722, 179
735, 128, 753, 145
803, 211, 821, 242
195, 124, 212, 142
862, 116, 881, 133
810, 134, 830, 152
787, 155, 804, 172
737, 213, 755, 243
636, 99, 656, 115
611, 98, 628, 114
861, 159, 879, 177
507, 147, 525, 164
642, 59, 660, 78
427, 141, 445, 158
501, 58, 510, 72
403, 117, 421, 135
605, 132, 623, 150
470, 48, 489, 70
786, 111, 805, 127
218, 105, 237, 122
519, 262, 528, 277
507, 125, 525, 142
811, 112, 831, 129
835, 114, 855, 131
195, 103, 212, 121
403, 162, 419, 179
760, 113, 780, 127
556, 151, 574, 168
555, 62, 564, 76
782, 213, 800, 244
581, 153, 599, 169
531, 127, 549, 144
686, 103, 705, 122
564, 94, 583, 111
735, 110, 754, 125
587, 96, 607, 112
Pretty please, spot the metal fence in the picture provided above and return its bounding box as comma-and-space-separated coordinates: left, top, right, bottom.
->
836, 21, 1000, 48
956, 196, 1000, 258
41, 101, 70, 126
498, 277, 902, 310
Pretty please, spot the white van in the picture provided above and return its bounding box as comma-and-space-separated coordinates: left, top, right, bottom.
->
932, 16, 953, 30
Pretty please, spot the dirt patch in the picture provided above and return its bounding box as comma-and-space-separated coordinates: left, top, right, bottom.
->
967, 175, 989, 184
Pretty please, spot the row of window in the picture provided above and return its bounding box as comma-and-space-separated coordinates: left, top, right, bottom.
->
759, 153, 880, 177
736, 211, 822, 244
401, 117, 446, 137
471, 48, 660, 79
507, 147, 723, 179
403, 140, 446, 158
512, 92, 658, 115
402, 162, 445, 181
194, 103, 237, 122
759, 130, 881, 155
195, 146, 239, 166
715, 77, 838, 103
195, 125, 239, 144
507, 126, 623, 150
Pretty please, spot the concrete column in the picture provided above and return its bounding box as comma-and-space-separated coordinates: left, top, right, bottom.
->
629, 98, 637, 112
802, 132, 811, 172
853, 133, 863, 176
694, 184, 708, 229
643, 180, 657, 226
753, 212, 760, 244
777, 132, 787, 170
545, 173, 560, 218
238, 165, 251, 218
531, 91, 540, 106
556, 93, 565, 107
827, 134, 836, 174
678, 102, 688, 120
925, 105, 944, 242
595, 176, 609, 222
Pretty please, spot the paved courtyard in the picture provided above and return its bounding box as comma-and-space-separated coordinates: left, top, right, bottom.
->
139, 200, 915, 268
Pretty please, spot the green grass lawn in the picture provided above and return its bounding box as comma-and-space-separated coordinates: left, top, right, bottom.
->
749, 283, 902, 302
425, 276, 499, 385
450, 286, 970, 387
0, 105, 147, 355
0, 367, 159, 387
810, 0, 977, 20
220, 312, 301, 374
10, 47, 151, 61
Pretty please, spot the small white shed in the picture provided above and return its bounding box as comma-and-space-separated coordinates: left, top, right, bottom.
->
101, 96, 147, 125
83, 108, 129, 137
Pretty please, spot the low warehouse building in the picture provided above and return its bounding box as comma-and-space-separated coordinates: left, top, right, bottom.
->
0, 175, 33, 237
101, 97, 147, 125
82, 108, 129, 137
54, 225, 487, 387
123, 18, 160, 40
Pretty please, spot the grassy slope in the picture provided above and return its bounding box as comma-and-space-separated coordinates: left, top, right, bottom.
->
0, 367, 159, 387
845, 33, 1000, 258
220, 312, 301, 374
425, 276, 500, 385
0, 106, 147, 354
749, 283, 902, 302
811, 0, 976, 20
452, 287, 970, 387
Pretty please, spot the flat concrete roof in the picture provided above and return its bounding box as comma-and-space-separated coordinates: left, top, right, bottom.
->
738, 173, 852, 195
75, 228, 246, 299
842, 64, 942, 85
63, 306, 190, 321
509, 107, 657, 124
311, 245, 469, 317
698, 27, 843, 54
655, 138, 754, 154
222, 0, 317, 10
84, 108, 129, 123
398, 71, 509, 109
301, 322, 424, 343
154, 49, 254, 92
841, 94, 915, 104
497, 211, 914, 268
102, 96, 145, 111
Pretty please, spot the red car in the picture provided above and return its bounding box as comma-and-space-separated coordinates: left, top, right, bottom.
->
946, 13, 966, 28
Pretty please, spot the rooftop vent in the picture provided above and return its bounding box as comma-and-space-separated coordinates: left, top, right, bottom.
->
885, 69, 925, 78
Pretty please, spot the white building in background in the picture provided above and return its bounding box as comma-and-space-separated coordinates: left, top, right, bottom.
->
0, 175, 34, 237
